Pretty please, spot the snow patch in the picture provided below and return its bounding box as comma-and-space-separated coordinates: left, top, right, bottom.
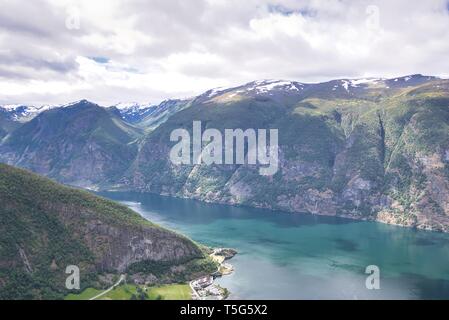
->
113, 102, 153, 113
207, 86, 231, 98
341, 80, 350, 92
1, 104, 28, 111
0, 104, 61, 121
61, 100, 91, 108
350, 78, 382, 86
252, 80, 303, 93
114, 102, 140, 110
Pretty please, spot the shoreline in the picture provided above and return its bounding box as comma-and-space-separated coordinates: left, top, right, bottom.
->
190, 247, 237, 300
99, 189, 449, 234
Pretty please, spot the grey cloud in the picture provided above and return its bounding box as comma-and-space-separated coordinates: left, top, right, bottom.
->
0, 52, 78, 73
0, 0, 448, 105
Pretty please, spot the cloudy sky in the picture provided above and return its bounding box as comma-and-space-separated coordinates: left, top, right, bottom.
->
0, 0, 448, 106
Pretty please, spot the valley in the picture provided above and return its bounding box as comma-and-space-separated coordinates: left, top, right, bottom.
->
1, 74, 448, 300
1, 75, 447, 233
2, 0, 448, 304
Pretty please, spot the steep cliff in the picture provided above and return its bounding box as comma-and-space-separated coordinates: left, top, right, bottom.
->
0, 164, 204, 299
122, 76, 449, 232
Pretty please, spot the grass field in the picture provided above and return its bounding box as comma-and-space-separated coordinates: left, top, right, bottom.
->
99, 284, 140, 300
65, 288, 103, 300
65, 283, 192, 300
147, 284, 192, 300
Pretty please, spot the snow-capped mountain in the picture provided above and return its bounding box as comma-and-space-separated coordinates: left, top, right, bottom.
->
0, 99, 185, 128
110, 102, 156, 124
0, 100, 107, 123
194, 80, 308, 105
0, 74, 441, 127
203, 80, 306, 99
196, 74, 440, 103
328, 74, 438, 94
137, 99, 192, 130
0, 104, 60, 122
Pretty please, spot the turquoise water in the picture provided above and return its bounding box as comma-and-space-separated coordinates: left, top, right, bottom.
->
100, 192, 449, 300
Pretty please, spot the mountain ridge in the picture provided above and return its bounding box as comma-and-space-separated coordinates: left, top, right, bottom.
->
0, 100, 143, 188
1, 74, 448, 232
119, 75, 449, 232
1, 74, 441, 121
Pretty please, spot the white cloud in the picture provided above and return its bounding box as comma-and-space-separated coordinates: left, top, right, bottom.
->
0, 0, 448, 105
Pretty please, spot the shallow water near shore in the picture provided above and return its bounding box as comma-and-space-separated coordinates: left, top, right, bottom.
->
99, 191, 449, 300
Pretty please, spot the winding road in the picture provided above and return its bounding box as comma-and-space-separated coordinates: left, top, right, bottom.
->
89, 274, 126, 300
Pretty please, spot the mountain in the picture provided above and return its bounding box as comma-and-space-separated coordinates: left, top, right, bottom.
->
0, 99, 191, 132
0, 100, 144, 188
0, 163, 208, 299
109, 102, 156, 124
1, 75, 448, 232
0, 104, 60, 123
0, 111, 19, 140
121, 75, 449, 232
137, 99, 192, 131
109, 100, 192, 128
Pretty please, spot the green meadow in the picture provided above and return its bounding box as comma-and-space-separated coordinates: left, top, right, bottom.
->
65, 284, 192, 300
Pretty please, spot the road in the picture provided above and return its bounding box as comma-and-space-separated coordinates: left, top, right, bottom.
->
89, 274, 126, 300
189, 279, 202, 300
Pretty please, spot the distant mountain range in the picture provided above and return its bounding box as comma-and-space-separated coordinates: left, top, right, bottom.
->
0, 104, 59, 123
0, 100, 144, 188
109, 102, 156, 123
1, 74, 448, 232
0, 74, 440, 127
0, 99, 191, 129
108, 99, 191, 129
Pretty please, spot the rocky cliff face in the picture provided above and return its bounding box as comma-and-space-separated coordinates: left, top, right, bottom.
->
1, 76, 448, 233
45, 201, 202, 272
0, 164, 204, 299
120, 77, 449, 232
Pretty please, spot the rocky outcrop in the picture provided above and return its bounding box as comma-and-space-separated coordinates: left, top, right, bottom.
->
41, 200, 203, 273
0, 164, 205, 299
82, 220, 201, 272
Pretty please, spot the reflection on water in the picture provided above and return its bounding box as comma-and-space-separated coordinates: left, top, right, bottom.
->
99, 191, 449, 300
